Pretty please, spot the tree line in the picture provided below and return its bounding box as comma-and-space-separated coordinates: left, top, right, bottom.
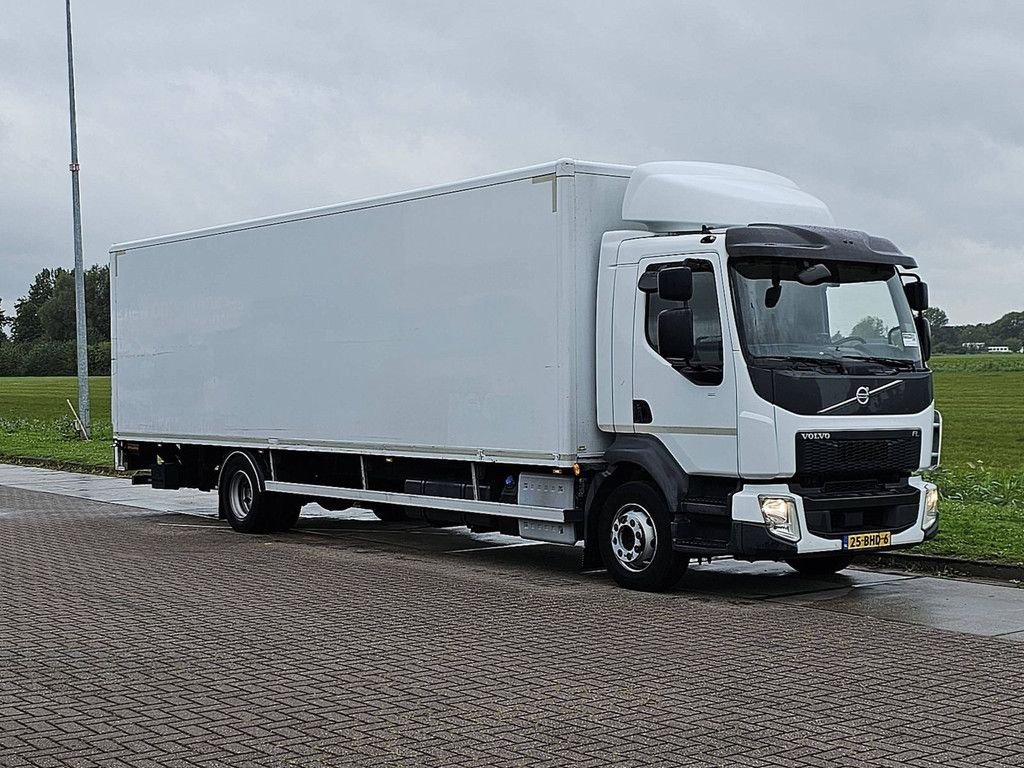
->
0, 265, 111, 376
925, 307, 1024, 353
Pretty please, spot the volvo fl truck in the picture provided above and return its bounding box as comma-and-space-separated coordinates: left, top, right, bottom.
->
111, 160, 941, 591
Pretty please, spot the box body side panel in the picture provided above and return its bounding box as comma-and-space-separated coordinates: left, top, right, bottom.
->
113, 176, 574, 463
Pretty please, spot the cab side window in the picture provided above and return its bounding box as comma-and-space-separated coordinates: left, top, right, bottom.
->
643, 260, 724, 385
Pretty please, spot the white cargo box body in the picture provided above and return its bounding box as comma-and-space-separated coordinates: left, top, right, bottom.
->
111, 160, 634, 466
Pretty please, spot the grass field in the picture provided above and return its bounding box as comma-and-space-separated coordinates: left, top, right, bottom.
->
928, 355, 1024, 469
1, 364, 1022, 564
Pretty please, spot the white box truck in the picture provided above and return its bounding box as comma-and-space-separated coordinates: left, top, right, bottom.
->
111, 159, 941, 591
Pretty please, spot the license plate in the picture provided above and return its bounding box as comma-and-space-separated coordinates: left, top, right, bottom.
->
843, 531, 892, 550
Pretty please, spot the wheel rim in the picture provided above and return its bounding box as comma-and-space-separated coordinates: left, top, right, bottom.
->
610, 503, 658, 572
228, 470, 254, 521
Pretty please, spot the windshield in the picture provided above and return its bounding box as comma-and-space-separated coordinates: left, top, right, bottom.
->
729, 259, 923, 369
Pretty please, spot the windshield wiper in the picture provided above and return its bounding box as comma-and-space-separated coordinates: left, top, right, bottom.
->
753, 355, 846, 373
838, 354, 917, 371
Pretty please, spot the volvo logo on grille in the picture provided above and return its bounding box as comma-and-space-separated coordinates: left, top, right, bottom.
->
817, 380, 904, 414
800, 432, 831, 440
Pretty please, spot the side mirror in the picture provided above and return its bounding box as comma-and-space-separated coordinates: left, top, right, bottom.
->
658, 308, 694, 360
914, 314, 932, 361
904, 281, 929, 312
658, 267, 693, 302
637, 270, 659, 293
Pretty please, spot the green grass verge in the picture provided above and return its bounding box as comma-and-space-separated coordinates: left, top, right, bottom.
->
0, 377, 113, 467
915, 501, 1024, 564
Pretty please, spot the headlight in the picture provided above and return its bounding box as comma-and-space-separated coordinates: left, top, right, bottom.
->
759, 496, 801, 542
923, 485, 939, 530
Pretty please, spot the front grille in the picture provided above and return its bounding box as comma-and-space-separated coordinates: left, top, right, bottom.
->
796, 482, 921, 538
795, 431, 921, 478
803, 504, 919, 537
816, 479, 888, 495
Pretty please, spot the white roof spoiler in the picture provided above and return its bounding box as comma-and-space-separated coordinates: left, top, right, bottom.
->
622, 161, 834, 232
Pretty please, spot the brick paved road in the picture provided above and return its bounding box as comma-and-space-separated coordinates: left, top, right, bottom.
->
2, 485, 1023, 767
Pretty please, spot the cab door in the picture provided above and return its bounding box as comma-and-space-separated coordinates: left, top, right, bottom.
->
622, 241, 738, 476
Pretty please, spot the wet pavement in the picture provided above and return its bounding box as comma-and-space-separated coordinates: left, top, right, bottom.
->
1, 462, 1022, 643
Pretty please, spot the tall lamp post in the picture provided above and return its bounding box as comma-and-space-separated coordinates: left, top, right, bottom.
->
65, 0, 90, 437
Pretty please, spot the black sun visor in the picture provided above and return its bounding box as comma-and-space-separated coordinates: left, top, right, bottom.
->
725, 224, 917, 268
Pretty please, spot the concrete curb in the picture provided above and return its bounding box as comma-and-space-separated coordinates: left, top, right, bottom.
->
0, 454, 123, 477
863, 551, 1024, 584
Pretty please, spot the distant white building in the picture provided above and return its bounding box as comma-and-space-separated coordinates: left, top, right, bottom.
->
961, 342, 986, 350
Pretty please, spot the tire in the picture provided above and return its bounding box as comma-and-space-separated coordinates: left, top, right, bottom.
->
372, 504, 407, 523
218, 452, 276, 533
267, 496, 302, 532
598, 481, 688, 592
785, 553, 855, 576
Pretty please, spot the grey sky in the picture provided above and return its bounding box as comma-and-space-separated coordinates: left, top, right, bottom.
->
2, 1, 1023, 324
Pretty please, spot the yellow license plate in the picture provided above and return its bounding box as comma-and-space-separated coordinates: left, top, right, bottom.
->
843, 531, 892, 550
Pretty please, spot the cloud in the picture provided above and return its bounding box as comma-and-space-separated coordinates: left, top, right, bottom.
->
909, 236, 1024, 325
1, 1, 1022, 325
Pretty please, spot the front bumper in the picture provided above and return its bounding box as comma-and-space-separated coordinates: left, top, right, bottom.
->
674, 476, 938, 559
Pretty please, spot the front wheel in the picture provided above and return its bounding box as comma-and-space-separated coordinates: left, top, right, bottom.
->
599, 481, 688, 592
785, 553, 855, 576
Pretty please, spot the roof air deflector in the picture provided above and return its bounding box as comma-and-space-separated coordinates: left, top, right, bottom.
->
621, 162, 834, 232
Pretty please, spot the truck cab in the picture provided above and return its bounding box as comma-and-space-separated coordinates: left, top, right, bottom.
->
591, 163, 939, 589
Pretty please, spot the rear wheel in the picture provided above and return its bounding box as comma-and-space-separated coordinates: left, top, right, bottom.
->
267, 496, 302, 532
785, 553, 855, 576
372, 504, 407, 523
219, 452, 276, 533
599, 481, 688, 592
